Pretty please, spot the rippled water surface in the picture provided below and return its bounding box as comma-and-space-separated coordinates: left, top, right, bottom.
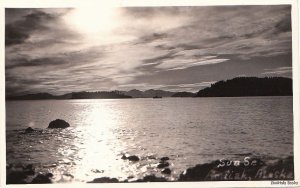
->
6, 97, 293, 182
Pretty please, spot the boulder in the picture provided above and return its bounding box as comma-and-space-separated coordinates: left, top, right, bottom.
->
48, 119, 70, 129
157, 161, 169, 168
160, 157, 170, 161
25, 127, 34, 133
179, 163, 215, 181
88, 177, 119, 183
161, 168, 171, 175
134, 175, 167, 182
31, 174, 52, 184
127, 155, 140, 162
121, 154, 139, 161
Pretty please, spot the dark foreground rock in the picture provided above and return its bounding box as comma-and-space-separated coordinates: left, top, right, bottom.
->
6, 164, 52, 184
7, 156, 294, 183
161, 168, 171, 175
179, 156, 294, 181
31, 174, 52, 184
88, 177, 119, 183
133, 175, 167, 182
48, 119, 70, 129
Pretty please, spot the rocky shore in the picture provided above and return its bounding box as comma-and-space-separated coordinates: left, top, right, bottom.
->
7, 155, 294, 184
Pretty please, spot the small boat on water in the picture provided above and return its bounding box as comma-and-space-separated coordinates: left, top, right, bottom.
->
153, 96, 162, 99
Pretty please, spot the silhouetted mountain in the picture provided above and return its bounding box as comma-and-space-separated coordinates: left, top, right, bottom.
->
7, 93, 56, 100
123, 89, 145, 98
7, 91, 131, 100
143, 89, 175, 98
195, 77, 292, 97
121, 89, 176, 98
172, 92, 196, 97
69, 91, 131, 99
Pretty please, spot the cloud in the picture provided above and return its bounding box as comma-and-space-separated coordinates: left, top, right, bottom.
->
5, 6, 292, 95
5, 9, 60, 46
155, 54, 229, 70
262, 66, 292, 76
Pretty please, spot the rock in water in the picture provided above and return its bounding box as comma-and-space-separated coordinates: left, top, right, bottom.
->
25, 127, 34, 133
157, 161, 170, 168
134, 175, 167, 182
160, 157, 170, 161
127, 155, 140, 162
88, 177, 119, 183
48, 119, 70, 129
31, 174, 52, 184
161, 168, 171, 175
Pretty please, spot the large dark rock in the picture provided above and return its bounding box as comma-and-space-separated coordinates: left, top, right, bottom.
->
25, 127, 35, 133
134, 175, 167, 182
31, 174, 52, 184
6, 164, 35, 184
88, 177, 119, 183
127, 155, 139, 162
48, 119, 70, 129
179, 163, 215, 181
6, 171, 27, 184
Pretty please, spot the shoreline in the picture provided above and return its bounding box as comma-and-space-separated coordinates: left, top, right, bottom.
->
6, 155, 294, 184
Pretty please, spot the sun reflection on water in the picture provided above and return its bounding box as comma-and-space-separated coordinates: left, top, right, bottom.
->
70, 100, 128, 181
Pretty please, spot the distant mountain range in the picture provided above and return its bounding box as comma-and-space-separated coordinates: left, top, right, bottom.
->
122, 89, 179, 98
7, 91, 132, 100
6, 77, 292, 100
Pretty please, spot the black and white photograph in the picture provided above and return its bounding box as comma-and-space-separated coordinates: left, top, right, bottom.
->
2, 0, 299, 187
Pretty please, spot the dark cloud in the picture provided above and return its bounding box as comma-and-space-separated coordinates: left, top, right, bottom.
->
274, 13, 291, 33
135, 32, 168, 44
142, 52, 180, 64
5, 9, 57, 46
6, 57, 63, 69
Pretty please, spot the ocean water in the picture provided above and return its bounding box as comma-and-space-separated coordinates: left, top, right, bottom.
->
6, 97, 293, 182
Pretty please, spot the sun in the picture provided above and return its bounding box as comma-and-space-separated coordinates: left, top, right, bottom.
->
64, 5, 118, 35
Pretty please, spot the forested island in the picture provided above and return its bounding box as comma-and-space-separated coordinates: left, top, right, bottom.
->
195, 77, 292, 97
6, 77, 292, 100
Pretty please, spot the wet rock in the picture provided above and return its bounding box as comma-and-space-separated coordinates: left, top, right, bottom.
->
157, 161, 170, 168
161, 168, 171, 175
23, 165, 35, 176
7, 171, 28, 184
121, 154, 139, 161
25, 127, 34, 133
134, 175, 167, 182
160, 157, 170, 161
6, 164, 35, 184
31, 174, 52, 184
179, 162, 215, 181
48, 119, 70, 129
88, 177, 119, 183
127, 155, 140, 161
46, 173, 53, 178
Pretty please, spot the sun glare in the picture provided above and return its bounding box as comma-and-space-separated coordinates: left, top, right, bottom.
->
65, 6, 118, 35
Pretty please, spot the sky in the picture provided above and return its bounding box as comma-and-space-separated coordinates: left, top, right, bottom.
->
5, 5, 292, 96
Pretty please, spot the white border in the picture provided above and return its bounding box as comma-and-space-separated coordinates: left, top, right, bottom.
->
0, 0, 299, 188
